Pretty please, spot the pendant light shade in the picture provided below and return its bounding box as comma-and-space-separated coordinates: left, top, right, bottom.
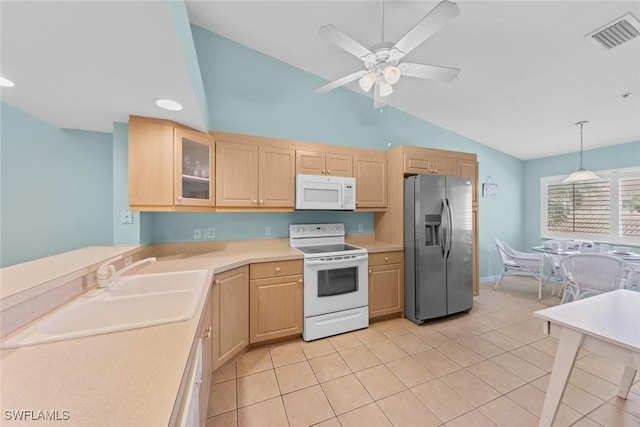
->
563, 121, 601, 184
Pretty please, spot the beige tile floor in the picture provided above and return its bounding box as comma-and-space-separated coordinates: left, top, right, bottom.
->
206, 278, 640, 427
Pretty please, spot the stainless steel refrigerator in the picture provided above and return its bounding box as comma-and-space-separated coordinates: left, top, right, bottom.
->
404, 174, 473, 324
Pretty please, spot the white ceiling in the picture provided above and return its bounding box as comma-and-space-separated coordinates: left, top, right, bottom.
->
2, 1, 639, 160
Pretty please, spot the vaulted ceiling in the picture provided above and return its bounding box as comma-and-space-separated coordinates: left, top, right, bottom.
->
2, 1, 639, 160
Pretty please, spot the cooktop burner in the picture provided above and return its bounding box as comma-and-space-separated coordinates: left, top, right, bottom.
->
295, 244, 363, 254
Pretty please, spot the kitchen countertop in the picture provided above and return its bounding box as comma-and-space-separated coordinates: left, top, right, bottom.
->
0, 240, 401, 426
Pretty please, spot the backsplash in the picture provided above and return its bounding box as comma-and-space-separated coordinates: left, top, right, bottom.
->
149, 211, 374, 244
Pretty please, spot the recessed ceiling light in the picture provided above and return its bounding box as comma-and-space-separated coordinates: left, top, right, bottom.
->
1, 76, 15, 87
155, 98, 182, 111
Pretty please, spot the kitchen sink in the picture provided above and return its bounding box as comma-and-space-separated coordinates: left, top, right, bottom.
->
108, 270, 207, 296
1, 269, 209, 349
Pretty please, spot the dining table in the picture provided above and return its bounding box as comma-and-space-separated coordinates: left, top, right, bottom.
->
531, 245, 640, 261
534, 289, 640, 427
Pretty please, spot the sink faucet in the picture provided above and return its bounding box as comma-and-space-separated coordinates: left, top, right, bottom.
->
95, 256, 156, 288
96, 255, 123, 288
108, 257, 157, 285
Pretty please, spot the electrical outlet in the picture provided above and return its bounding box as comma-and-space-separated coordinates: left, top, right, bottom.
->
193, 228, 202, 239
358, 224, 364, 232
125, 256, 133, 267
120, 209, 133, 224
204, 228, 215, 239
265, 226, 272, 236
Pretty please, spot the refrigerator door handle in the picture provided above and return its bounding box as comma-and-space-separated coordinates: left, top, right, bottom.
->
439, 201, 446, 258
445, 198, 454, 258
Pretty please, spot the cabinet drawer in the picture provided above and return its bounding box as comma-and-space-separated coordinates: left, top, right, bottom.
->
250, 260, 303, 279
368, 251, 404, 266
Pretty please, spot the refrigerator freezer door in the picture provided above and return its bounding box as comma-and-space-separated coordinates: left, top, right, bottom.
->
445, 176, 473, 315
415, 175, 448, 320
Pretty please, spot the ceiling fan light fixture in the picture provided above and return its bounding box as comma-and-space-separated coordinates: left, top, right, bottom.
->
563, 120, 601, 184
382, 65, 401, 84
379, 79, 393, 97
358, 72, 376, 92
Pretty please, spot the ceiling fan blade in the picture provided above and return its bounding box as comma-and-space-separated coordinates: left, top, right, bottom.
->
399, 63, 460, 82
391, 0, 460, 60
373, 80, 389, 109
315, 70, 366, 94
319, 25, 375, 61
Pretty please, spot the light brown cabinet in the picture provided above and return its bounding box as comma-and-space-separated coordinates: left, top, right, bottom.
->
457, 159, 479, 206
128, 116, 215, 211
296, 150, 353, 177
211, 266, 249, 371
354, 152, 387, 209
215, 140, 295, 208
403, 148, 457, 176
472, 207, 479, 296
199, 294, 212, 426
249, 260, 303, 343
368, 252, 404, 319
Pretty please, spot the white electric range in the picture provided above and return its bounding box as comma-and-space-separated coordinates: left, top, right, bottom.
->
289, 223, 369, 341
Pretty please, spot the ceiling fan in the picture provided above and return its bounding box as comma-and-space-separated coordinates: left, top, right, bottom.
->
315, 0, 461, 108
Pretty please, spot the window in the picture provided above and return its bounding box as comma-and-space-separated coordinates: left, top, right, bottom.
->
541, 167, 640, 245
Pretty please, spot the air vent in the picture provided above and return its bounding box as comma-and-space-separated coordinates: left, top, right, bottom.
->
586, 13, 640, 50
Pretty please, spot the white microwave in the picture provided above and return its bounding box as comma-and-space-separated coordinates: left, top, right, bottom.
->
295, 174, 356, 210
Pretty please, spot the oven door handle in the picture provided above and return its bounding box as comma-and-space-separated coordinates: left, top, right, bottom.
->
304, 255, 368, 265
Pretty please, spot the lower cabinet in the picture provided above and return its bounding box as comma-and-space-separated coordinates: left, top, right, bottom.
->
199, 296, 212, 427
211, 266, 249, 371
368, 251, 404, 319
250, 260, 303, 343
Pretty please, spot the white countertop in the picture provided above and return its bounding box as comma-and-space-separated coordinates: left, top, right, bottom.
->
0, 240, 402, 425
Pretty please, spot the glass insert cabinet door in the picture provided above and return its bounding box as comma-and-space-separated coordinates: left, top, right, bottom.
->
174, 128, 215, 207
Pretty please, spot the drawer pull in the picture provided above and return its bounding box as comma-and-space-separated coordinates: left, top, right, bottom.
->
384, 256, 388, 261
298, 279, 303, 284
369, 270, 372, 274
275, 267, 281, 272
215, 279, 221, 285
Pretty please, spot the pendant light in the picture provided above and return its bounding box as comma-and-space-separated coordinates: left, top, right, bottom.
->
563, 120, 600, 183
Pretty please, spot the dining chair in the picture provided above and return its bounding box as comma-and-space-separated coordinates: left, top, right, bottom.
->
543, 252, 565, 297
559, 253, 635, 303
494, 239, 548, 299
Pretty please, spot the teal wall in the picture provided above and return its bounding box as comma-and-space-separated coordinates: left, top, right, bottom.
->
523, 140, 640, 251
0, 102, 113, 267
154, 26, 524, 279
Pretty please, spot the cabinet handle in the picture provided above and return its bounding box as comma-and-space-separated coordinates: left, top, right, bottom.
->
369, 270, 372, 274
177, 196, 183, 203
327, 170, 331, 175
204, 326, 212, 338
384, 256, 388, 262
253, 200, 258, 205
298, 279, 303, 284
275, 267, 281, 273
321, 170, 326, 175
215, 279, 221, 286
259, 200, 264, 205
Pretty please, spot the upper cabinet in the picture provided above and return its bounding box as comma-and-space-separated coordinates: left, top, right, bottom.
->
129, 116, 215, 211
215, 134, 295, 209
296, 150, 353, 177
354, 151, 387, 209
457, 159, 479, 206
403, 148, 457, 176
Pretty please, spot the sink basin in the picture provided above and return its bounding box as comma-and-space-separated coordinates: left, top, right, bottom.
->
1, 269, 209, 349
108, 270, 207, 296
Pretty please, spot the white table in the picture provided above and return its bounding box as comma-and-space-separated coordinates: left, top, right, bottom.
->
534, 290, 640, 427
